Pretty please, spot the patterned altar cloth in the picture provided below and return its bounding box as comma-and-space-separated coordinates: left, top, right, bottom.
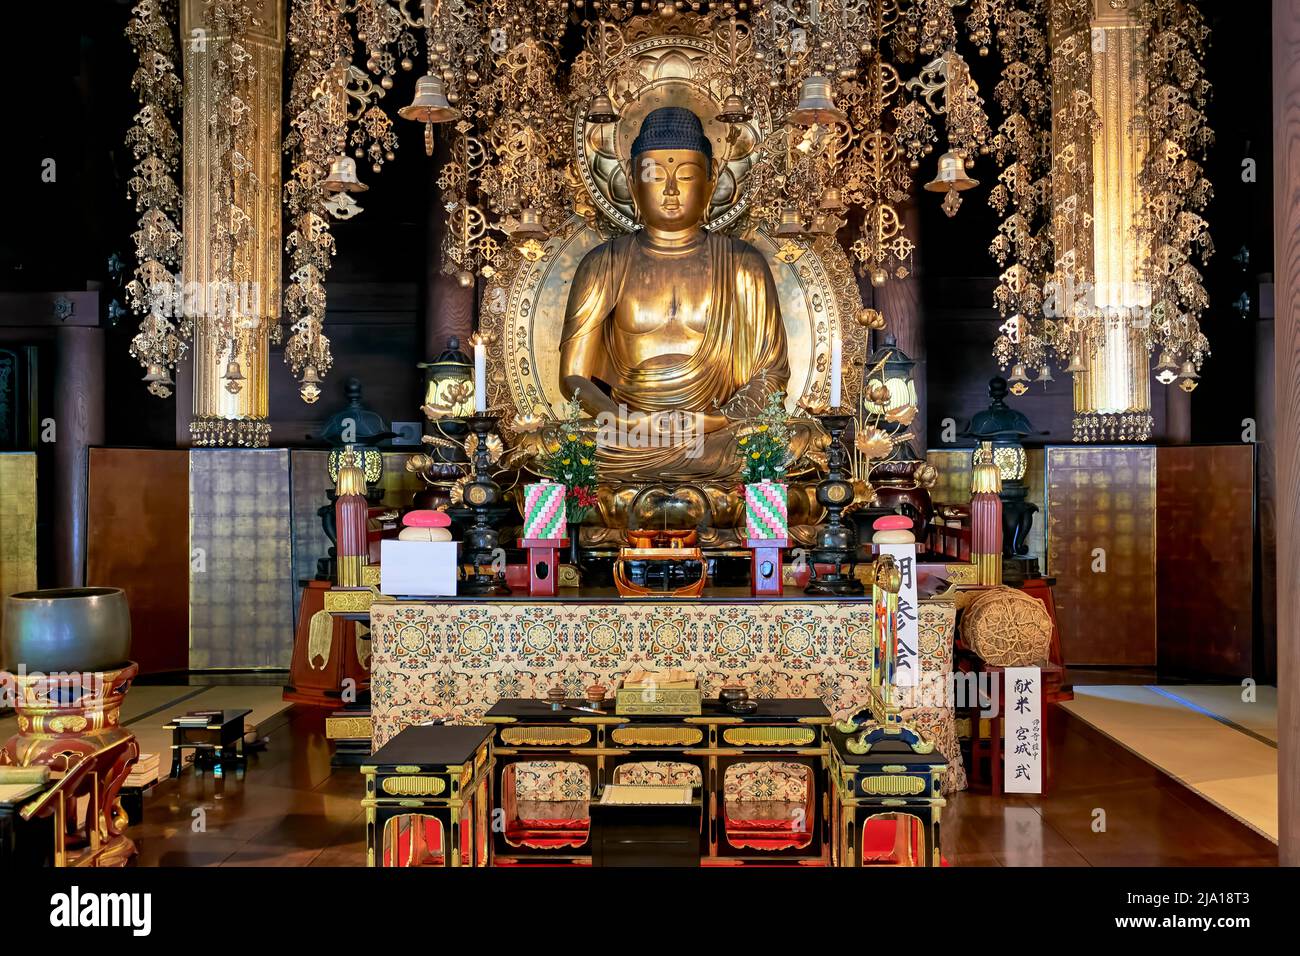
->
369, 598, 966, 792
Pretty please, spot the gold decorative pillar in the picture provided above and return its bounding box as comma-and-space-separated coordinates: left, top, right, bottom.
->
1069, 0, 1153, 441
181, 0, 283, 447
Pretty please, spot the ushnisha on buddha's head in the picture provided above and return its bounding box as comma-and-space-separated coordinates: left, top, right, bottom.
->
627, 106, 716, 234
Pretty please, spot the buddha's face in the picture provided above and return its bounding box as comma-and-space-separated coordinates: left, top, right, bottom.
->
630, 148, 713, 231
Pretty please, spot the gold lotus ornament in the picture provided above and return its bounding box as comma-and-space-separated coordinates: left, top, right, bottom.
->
465, 432, 504, 464
405, 453, 434, 474
510, 410, 548, 434
885, 403, 918, 427
855, 307, 886, 330
448, 475, 469, 506
797, 396, 831, 417
855, 426, 894, 461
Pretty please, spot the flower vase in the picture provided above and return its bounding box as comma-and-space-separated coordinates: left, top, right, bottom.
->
567, 520, 581, 569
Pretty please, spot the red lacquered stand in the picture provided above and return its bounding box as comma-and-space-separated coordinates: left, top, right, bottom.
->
519, 538, 567, 596
747, 538, 788, 596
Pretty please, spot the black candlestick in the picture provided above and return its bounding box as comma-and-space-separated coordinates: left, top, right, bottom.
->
458, 413, 511, 596
805, 412, 865, 596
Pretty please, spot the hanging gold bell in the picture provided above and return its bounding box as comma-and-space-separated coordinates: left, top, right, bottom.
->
223, 358, 246, 394
808, 212, 841, 236
399, 74, 460, 125
774, 208, 805, 236
924, 151, 979, 193
142, 363, 173, 386
299, 365, 322, 404
789, 74, 846, 126
322, 154, 368, 194
1007, 362, 1030, 396
587, 91, 619, 124
1154, 349, 1179, 385
820, 187, 845, 211
715, 91, 752, 124
1064, 349, 1087, 373
507, 208, 548, 241
1036, 364, 1054, 384
1177, 359, 1200, 392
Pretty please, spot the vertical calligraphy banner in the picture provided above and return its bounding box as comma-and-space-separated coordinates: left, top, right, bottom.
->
1003, 665, 1043, 793
878, 542, 918, 687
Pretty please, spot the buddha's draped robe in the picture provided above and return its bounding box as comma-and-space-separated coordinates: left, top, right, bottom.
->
559, 231, 793, 482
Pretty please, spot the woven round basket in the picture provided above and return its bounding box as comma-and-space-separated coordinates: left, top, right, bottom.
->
963, 586, 1053, 667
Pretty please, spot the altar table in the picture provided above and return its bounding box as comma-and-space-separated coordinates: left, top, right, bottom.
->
367, 590, 966, 792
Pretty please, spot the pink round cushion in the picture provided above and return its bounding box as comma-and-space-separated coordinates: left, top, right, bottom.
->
402, 509, 452, 529
873, 515, 913, 531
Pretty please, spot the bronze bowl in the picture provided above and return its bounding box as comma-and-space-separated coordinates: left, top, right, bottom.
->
2, 587, 132, 674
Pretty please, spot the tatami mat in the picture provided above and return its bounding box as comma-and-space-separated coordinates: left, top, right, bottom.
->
1061, 685, 1278, 842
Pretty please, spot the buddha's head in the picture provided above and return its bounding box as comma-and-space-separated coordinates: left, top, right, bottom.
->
629, 106, 715, 233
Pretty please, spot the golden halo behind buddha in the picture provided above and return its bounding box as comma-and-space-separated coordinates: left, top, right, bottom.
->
573, 28, 770, 233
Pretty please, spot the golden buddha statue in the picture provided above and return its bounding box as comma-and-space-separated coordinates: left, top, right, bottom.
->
559, 106, 822, 484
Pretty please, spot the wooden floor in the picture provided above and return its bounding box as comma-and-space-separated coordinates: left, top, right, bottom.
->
126, 703, 1279, 866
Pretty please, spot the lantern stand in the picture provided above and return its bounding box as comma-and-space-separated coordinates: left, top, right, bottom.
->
962, 376, 1046, 584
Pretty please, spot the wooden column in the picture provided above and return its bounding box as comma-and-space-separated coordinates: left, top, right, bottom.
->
873, 201, 926, 452
1164, 383, 1192, 443
1273, 0, 1300, 866
422, 137, 474, 357
53, 325, 105, 587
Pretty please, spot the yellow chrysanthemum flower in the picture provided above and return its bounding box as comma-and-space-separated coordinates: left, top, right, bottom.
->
751, 451, 760, 459
758, 424, 769, 432
562, 458, 571, 465
580, 458, 591, 466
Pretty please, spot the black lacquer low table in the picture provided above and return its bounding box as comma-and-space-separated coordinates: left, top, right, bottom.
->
165, 709, 251, 778
483, 697, 832, 864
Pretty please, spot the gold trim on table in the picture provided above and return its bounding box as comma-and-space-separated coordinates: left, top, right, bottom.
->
381, 776, 446, 797
609, 727, 704, 747
325, 716, 373, 739
722, 727, 817, 747
500, 726, 592, 747
858, 776, 927, 796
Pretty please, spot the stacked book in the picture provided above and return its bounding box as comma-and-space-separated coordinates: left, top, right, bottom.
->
125, 753, 160, 789
174, 710, 223, 727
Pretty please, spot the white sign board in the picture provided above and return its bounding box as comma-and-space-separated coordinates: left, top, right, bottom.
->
380, 540, 459, 597
1003, 665, 1043, 794
877, 542, 919, 686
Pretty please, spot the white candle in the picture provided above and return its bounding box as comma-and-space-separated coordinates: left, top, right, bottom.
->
829, 335, 842, 409
473, 335, 487, 413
